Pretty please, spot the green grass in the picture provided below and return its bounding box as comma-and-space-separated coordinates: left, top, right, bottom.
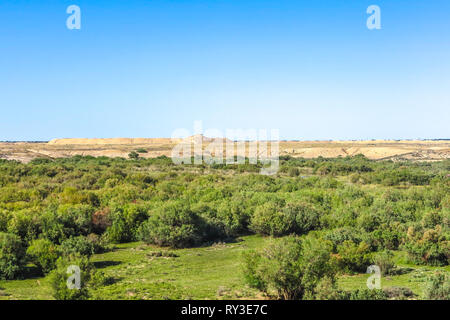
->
0, 235, 447, 300
0, 235, 271, 300
337, 252, 450, 299
89, 235, 271, 300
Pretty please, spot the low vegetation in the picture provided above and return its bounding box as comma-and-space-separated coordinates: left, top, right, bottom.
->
0, 155, 448, 299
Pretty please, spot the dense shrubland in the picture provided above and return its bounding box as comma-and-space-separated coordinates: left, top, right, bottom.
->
0, 155, 448, 299
243, 235, 337, 300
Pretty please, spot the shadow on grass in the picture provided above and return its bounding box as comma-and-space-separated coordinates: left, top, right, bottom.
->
21, 265, 44, 279
393, 267, 415, 275
93, 260, 122, 269
102, 276, 124, 286
200, 236, 245, 248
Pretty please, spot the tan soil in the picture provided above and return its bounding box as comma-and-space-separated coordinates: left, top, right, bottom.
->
0, 137, 449, 163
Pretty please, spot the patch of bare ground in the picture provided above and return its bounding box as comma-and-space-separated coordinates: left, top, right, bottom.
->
0, 138, 448, 163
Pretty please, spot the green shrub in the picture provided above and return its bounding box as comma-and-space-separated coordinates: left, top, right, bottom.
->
242, 249, 266, 292
336, 240, 372, 273
105, 204, 148, 243
6, 210, 41, 242
372, 250, 396, 276
0, 210, 9, 232
356, 211, 381, 232
138, 202, 204, 248
383, 286, 415, 300
249, 201, 320, 237
323, 227, 363, 252
128, 151, 139, 159
288, 167, 300, 177
424, 272, 450, 300
243, 236, 336, 300
346, 288, 388, 300
60, 236, 95, 257
104, 216, 128, 243
307, 279, 392, 300
0, 232, 26, 280
190, 203, 226, 241
306, 276, 342, 300
41, 204, 94, 244
49, 256, 94, 300
215, 199, 250, 237
367, 229, 402, 251
404, 226, 449, 266
421, 211, 442, 229
26, 238, 59, 274
287, 201, 321, 234
86, 233, 110, 254
249, 203, 293, 236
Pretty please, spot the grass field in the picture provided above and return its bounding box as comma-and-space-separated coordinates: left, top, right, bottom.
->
1, 235, 447, 300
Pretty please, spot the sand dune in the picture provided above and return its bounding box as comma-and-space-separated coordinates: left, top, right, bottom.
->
48, 138, 182, 145
0, 138, 448, 163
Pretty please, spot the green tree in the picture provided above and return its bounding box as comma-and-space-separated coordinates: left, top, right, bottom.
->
60, 236, 95, 257
49, 255, 101, 300
336, 240, 372, 273
128, 151, 139, 160
243, 236, 336, 300
424, 272, 450, 300
138, 201, 204, 248
0, 232, 26, 280
26, 238, 59, 274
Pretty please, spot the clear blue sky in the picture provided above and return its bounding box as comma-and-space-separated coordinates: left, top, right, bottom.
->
1, 0, 449, 141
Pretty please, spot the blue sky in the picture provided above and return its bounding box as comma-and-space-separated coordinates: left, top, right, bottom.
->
0, 0, 449, 141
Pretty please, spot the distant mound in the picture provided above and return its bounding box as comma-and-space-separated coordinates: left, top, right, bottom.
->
0, 138, 447, 163
48, 135, 232, 145
47, 138, 181, 145
181, 134, 233, 144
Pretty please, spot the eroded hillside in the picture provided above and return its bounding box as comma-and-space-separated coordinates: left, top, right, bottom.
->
0, 138, 449, 163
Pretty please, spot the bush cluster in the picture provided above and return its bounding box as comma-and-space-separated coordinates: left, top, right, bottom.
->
0, 155, 447, 289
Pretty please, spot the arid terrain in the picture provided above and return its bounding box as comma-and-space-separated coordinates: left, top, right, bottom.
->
0, 137, 449, 163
